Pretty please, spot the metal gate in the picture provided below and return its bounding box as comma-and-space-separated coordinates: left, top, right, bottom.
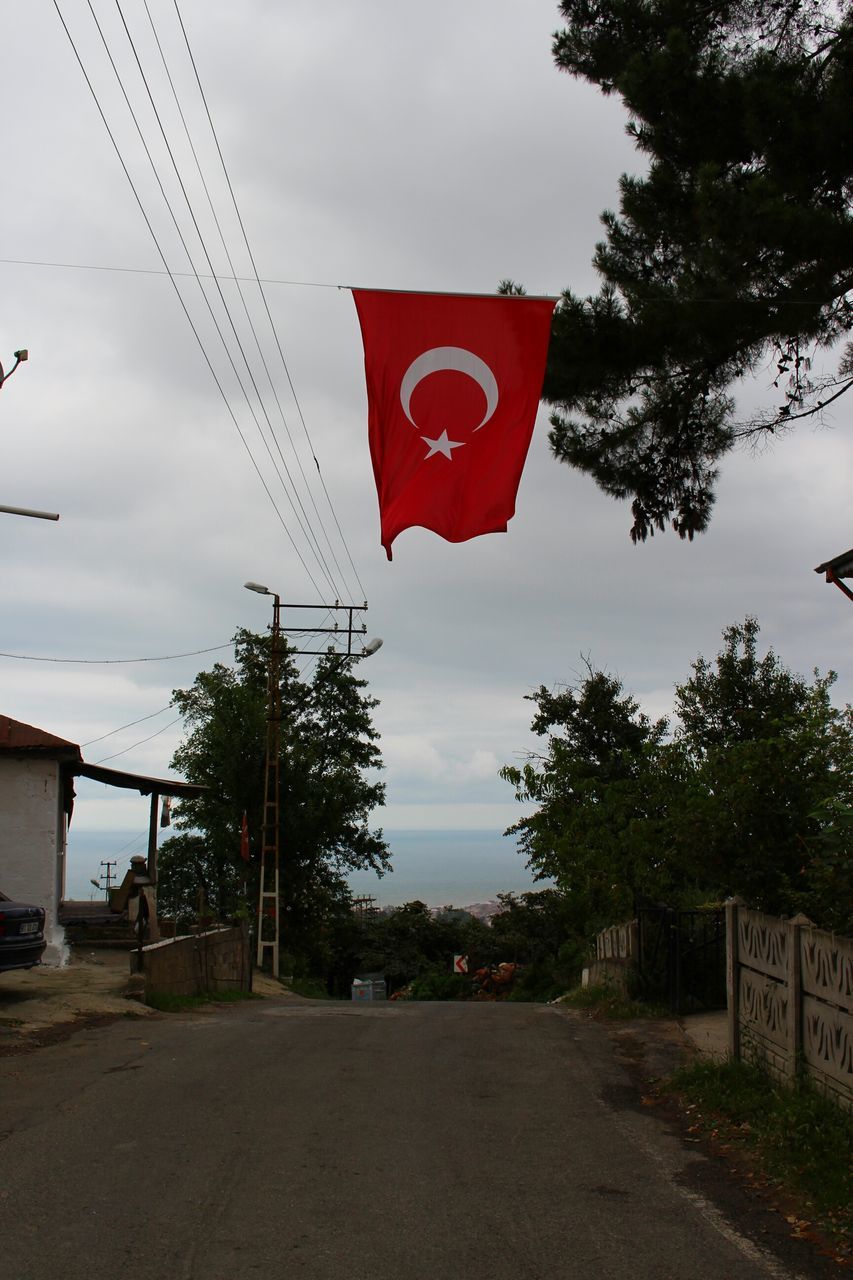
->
636, 907, 726, 1015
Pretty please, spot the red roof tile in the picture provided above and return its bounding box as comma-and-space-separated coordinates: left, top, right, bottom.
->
0, 716, 81, 758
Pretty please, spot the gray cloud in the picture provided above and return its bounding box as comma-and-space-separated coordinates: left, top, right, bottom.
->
1, 2, 849, 898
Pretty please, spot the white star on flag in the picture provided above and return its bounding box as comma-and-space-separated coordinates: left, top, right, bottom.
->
421, 430, 464, 460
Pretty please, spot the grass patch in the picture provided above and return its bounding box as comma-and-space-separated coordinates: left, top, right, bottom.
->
669, 1056, 852, 1252
145, 988, 260, 1012
282, 976, 331, 1000
558, 983, 669, 1019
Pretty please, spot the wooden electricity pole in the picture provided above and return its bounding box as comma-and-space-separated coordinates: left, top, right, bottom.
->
248, 589, 377, 976
257, 593, 283, 973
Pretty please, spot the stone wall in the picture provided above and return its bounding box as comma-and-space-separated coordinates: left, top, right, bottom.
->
140, 924, 251, 999
727, 900, 852, 1112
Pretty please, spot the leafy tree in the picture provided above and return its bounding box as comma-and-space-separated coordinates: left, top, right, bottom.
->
489, 889, 589, 987
803, 799, 853, 934
500, 668, 673, 927
157, 629, 390, 962
536, 1, 853, 541
502, 618, 853, 936
673, 617, 853, 924
355, 901, 480, 992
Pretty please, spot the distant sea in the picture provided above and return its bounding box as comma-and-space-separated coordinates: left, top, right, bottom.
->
65, 828, 545, 908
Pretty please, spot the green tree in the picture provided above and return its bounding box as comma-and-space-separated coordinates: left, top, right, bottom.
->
500, 668, 672, 928
673, 618, 853, 925
537, 1, 853, 541
157, 629, 390, 962
356, 901, 474, 992
502, 619, 853, 934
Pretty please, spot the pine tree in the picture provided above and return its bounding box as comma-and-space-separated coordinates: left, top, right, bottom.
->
540, 0, 853, 540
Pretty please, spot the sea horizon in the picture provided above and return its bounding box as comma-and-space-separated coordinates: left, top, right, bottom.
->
65, 827, 546, 909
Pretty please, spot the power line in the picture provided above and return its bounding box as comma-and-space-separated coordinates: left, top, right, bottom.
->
173, 0, 367, 603
0, 642, 232, 664
94, 715, 182, 764
53, 0, 333, 601
112, 828, 150, 855
82, 705, 173, 747
1, 254, 843, 308
106, 0, 342, 600
139, 0, 353, 602
0, 255, 342, 289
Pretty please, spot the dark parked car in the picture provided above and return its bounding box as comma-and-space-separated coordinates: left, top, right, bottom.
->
0, 891, 47, 971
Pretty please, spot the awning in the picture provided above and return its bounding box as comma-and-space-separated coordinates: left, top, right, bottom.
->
815, 546, 853, 579
815, 545, 853, 604
69, 761, 207, 798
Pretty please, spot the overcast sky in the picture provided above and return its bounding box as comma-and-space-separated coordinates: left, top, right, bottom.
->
2, 2, 851, 901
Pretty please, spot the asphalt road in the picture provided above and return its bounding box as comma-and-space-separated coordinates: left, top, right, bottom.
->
0, 997, 827, 1279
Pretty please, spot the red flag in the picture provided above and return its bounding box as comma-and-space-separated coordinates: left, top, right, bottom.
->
239, 811, 250, 863
353, 290, 555, 559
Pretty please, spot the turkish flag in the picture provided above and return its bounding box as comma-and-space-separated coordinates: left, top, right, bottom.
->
353, 290, 555, 559
239, 811, 250, 863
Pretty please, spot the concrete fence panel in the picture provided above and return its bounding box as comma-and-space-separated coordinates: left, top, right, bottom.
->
586, 919, 638, 992
727, 900, 852, 1111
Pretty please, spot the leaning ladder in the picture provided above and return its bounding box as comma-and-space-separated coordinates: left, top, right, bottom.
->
257, 603, 283, 974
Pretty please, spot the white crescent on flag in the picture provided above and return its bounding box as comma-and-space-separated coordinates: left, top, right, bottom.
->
400, 347, 499, 431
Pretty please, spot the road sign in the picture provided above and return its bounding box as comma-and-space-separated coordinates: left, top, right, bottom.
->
453, 954, 468, 975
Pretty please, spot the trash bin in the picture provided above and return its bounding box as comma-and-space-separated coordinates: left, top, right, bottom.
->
351, 976, 386, 1001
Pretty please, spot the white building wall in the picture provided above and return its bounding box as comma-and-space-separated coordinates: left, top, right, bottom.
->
0, 756, 68, 965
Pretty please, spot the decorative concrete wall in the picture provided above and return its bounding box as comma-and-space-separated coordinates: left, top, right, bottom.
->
727, 900, 852, 1112
583, 919, 638, 992
596, 921, 638, 964
0, 756, 68, 964
140, 924, 251, 999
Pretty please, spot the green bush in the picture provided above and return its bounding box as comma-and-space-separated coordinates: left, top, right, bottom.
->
507, 964, 566, 1003
409, 970, 468, 1001
558, 983, 668, 1019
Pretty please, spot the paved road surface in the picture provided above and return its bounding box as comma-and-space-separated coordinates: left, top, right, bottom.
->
0, 997, 825, 1279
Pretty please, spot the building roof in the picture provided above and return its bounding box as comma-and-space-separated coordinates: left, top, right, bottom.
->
0, 716, 206, 797
815, 546, 853, 578
0, 715, 82, 760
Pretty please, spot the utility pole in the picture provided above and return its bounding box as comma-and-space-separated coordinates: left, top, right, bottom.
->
257, 591, 282, 976
244, 582, 382, 976
352, 895, 378, 923
100, 860, 117, 891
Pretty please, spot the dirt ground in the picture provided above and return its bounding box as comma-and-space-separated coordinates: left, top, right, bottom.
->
0, 948, 150, 1043
0, 947, 287, 1049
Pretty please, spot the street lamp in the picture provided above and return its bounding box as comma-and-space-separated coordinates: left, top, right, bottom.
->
0, 348, 59, 522
0, 348, 28, 391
